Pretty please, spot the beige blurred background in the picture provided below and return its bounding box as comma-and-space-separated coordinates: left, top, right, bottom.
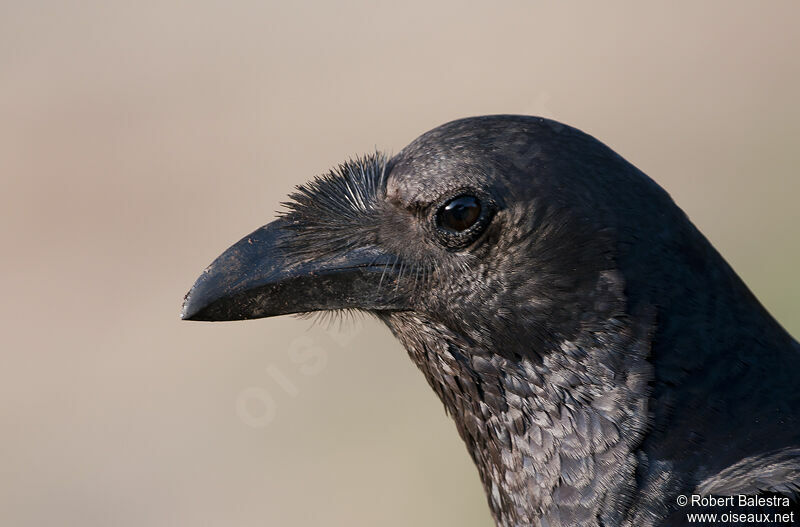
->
1, 1, 798, 526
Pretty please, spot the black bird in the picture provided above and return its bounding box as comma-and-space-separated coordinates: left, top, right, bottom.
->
182, 115, 800, 526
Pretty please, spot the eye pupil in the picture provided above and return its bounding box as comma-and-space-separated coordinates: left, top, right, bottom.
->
438, 195, 482, 232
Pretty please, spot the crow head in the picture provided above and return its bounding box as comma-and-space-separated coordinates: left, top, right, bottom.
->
182, 115, 674, 360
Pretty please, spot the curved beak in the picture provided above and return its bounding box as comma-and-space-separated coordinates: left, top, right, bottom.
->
181, 219, 409, 321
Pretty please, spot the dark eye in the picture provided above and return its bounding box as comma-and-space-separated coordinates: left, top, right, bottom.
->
431, 191, 495, 250
437, 195, 482, 232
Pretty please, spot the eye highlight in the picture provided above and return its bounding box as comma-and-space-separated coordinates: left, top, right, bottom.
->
437, 195, 482, 232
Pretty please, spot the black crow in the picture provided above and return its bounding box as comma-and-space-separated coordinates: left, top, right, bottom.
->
182, 115, 800, 526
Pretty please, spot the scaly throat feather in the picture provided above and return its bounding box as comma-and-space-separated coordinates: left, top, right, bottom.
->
379, 274, 656, 527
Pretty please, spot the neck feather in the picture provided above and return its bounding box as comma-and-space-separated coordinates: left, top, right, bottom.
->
382, 307, 654, 527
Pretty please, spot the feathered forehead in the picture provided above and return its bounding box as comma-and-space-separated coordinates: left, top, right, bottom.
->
279, 152, 390, 256
282, 152, 389, 220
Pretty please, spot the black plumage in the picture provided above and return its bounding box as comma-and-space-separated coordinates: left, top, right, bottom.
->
182, 115, 800, 526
